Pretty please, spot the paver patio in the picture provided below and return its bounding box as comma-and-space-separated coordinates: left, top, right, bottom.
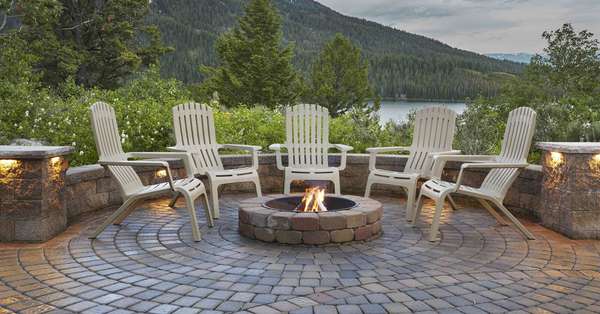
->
2, 194, 600, 314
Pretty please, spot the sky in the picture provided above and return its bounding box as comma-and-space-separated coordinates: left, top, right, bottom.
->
317, 0, 600, 54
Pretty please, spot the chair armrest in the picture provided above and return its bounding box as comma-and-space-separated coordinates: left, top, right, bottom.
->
366, 146, 411, 171
330, 144, 353, 171
220, 144, 261, 170
99, 160, 176, 190
454, 162, 528, 192
427, 150, 461, 177
269, 144, 286, 170
432, 154, 495, 163
167, 146, 187, 152
221, 144, 261, 151
430, 154, 495, 179
268, 144, 285, 151
429, 150, 461, 157
126, 151, 196, 177
366, 146, 411, 154
331, 144, 353, 152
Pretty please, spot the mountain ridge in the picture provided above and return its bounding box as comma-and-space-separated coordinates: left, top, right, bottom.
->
150, 0, 524, 100
486, 53, 535, 64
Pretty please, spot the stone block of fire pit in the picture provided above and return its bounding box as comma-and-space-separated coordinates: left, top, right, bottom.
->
238, 194, 383, 244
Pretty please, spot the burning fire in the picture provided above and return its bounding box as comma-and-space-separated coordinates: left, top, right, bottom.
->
297, 187, 327, 212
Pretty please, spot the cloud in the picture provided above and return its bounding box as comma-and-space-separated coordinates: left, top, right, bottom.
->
317, 0, 600, 53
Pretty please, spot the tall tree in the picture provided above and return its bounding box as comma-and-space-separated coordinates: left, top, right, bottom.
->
528, 23, 600, 96
309, 33, 377, 116
1, 0, 170, 89
199, 0, 301, 108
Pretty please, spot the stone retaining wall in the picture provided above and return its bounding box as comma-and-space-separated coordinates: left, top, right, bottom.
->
65, 154, 543, 223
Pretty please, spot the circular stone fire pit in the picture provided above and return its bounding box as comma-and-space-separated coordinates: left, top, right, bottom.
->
238, 194, 383, 244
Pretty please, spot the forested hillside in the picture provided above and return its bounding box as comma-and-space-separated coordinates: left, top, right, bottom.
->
150, 0, 524, 100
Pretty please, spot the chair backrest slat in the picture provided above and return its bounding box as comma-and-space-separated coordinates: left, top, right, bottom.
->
405, 107, 457, 176
90, 102, 144, 197
481, 107, 537, 198
172, 102, 224, 173
285, 104, 330, 168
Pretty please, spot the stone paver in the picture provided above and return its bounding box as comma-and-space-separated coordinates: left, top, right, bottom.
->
1, 194, 600, 314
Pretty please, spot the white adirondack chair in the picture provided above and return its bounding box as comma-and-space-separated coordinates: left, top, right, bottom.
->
415, 107, 537, 241
269, 104, 353, 195
89, 102, 213, 241
170, 102, 262, 219
364, 106, 459, 222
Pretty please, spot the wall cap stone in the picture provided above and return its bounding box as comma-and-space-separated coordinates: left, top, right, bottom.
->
0, 145, 74, 159
537, 142, 600, 154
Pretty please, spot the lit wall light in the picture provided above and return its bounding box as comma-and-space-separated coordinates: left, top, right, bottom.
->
156, 169, 167, 178
0, 159, 18, 170
549, 152, 564, 168
50, 156, 61, 166
0, 159, 20, 184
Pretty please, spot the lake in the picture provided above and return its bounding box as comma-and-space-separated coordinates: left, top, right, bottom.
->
375, 100, 466, 124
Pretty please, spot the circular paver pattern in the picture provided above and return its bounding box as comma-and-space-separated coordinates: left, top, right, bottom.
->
239, 194, 383, 244
1, 194, 600, 314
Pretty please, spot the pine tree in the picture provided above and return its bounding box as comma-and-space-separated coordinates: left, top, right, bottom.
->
309, 33, 377, 116
2, 0, 171, 89
199, 0, 301, 108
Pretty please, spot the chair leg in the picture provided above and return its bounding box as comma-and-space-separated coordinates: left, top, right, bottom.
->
405, 186, 417, 222
447, 194, 459, 210
364, 176, 373, 198
184, 194, 202, 242
90, 197, 138, 239
478, 199, 509, 226
113, 199, 141, 225
411, 193, 424, 224
169, 192, 180, 208
429, 198, 446, 242
254, 177, 262, 198
210, 184, 220, 219
202, 194, 214, 228
491, 199, 536, 240
333, 174, 341, 195
283, 176, 292, 195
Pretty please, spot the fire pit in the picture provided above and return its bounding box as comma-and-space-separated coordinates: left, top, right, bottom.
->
238, 189, 383, 244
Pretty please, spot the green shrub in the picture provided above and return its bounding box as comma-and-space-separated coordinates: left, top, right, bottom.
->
1, 67, 409, 166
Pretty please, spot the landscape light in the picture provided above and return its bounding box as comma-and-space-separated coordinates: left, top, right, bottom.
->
550, 152, 563, 167
156, 169, 167, 178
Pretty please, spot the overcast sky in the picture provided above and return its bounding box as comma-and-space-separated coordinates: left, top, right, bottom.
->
317, 0, 600, 54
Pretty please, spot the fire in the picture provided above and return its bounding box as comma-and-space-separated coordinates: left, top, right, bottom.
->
298, 186, 327, 212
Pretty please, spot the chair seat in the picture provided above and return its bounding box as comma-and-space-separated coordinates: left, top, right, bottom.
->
135, 177, 204, 197
287, 167, 339, 174
420, 179, 491, 200
370, 169, 420, 181
208, 167, 257, 178
206, 167, 260, 186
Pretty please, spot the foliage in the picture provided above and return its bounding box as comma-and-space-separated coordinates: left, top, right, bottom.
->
0, 65, 409, 166
456, 24, 600, 157
197, 0, 302, 108
149, 0, 523, 101
309, 33, 378, 117
1, 0, 171, 89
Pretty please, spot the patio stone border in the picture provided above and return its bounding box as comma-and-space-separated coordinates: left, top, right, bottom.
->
238, 194, 383, 244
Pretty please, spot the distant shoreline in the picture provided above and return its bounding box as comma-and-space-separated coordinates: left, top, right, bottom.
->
371, 98, 468, 103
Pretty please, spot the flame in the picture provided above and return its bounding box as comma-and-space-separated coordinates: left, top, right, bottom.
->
298, 186, 327, 212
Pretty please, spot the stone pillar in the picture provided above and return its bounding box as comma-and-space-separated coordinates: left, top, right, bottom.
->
0, 146, 73, 242
537, 142, 600, 239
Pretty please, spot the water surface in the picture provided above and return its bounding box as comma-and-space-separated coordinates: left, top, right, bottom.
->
376, 100, 466, 124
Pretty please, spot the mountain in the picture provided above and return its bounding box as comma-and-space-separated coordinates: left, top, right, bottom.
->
149, 0, 524, 100
486, 53, 535, 64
